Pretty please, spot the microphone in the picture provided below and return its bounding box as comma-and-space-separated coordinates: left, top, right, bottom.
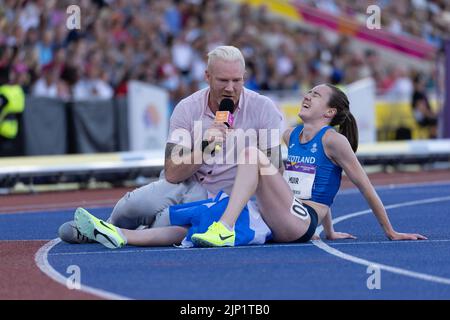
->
213, 98, 235, 152
215, 98, 235, 128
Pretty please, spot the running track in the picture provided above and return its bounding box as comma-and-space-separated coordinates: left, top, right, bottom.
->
1, 170, 450, 300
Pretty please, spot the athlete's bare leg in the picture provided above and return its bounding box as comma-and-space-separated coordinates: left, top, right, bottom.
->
220, 147, 310, 242
121, 226, 188, 246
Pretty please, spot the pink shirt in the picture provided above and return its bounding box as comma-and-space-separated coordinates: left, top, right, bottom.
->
167, 87, 283, 195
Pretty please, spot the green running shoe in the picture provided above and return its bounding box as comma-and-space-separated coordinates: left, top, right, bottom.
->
74, 207, 126, 249
191, 221, 235, 247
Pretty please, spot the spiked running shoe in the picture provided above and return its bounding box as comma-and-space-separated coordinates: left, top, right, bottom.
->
191, 221, 236, 247
74, 207, 126, 249
58, 221, 95, 244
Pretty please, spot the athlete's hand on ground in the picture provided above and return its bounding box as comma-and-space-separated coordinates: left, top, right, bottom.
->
387, 231, 428, 240
326, 232, 357, 240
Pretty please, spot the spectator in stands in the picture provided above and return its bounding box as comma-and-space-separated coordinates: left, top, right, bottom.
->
73, 63, 113, 101
59, 46, 283, 247
31, 63, 59, 98
386, 66, 413, 100
0, 0, 444, 110
36, 29, 54, 67
411, 73, 438, 138
58, 63, 78, 100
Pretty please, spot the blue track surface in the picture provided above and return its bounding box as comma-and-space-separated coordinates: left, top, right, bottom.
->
2, 182, 450, 299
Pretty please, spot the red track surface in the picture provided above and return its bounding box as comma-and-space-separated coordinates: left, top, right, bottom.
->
0, 241, 99, 299
1, 169, 450, 299
0, 188, 131, 214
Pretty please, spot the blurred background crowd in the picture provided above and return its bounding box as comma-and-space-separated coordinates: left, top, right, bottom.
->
0, 0, 448, 110
303, 0, 449, 46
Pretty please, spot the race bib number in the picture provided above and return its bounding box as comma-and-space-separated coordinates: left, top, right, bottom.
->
290, 197, 310, 220
283, 162, 316, 199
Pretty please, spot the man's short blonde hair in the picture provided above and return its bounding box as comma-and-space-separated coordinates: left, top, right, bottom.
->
207, 46, 245, 71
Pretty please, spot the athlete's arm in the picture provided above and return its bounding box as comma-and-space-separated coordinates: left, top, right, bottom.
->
321, 208, 356, 240
164, 143, 203, 184
323, 131, 426, 240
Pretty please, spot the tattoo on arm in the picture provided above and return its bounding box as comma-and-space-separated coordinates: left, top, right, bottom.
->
165, 143, 191, 163
165, 143, 177, 161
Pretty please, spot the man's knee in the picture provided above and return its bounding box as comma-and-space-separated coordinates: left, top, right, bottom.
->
151, 209, 171, 228
108, 192, 143, 228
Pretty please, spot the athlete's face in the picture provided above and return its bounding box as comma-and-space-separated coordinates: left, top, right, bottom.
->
299, 84, 335, 122
206, 59, 244, 110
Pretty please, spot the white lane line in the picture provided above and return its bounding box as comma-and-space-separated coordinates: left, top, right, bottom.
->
47, 244, 310, 256
338, 180, 450, 195
35, 238, 131, 300
314, 195, 450, 286
47, 238, 450, 257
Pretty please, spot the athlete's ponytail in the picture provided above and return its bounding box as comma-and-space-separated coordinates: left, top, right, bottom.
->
326, 84, 359, 152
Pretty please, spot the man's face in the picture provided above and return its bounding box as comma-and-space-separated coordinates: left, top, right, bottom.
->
205, 59, 244, 110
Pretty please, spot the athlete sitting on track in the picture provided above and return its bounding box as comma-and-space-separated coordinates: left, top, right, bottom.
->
190, 83, 428, 247
72, 84, 426, 249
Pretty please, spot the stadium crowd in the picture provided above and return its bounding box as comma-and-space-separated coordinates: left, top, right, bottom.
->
304, 0, 449, 48
0, 0, 447, 109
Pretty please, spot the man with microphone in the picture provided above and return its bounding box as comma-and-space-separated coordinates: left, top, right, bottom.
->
202, 97, 234, 156
59, 46, 283, 246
